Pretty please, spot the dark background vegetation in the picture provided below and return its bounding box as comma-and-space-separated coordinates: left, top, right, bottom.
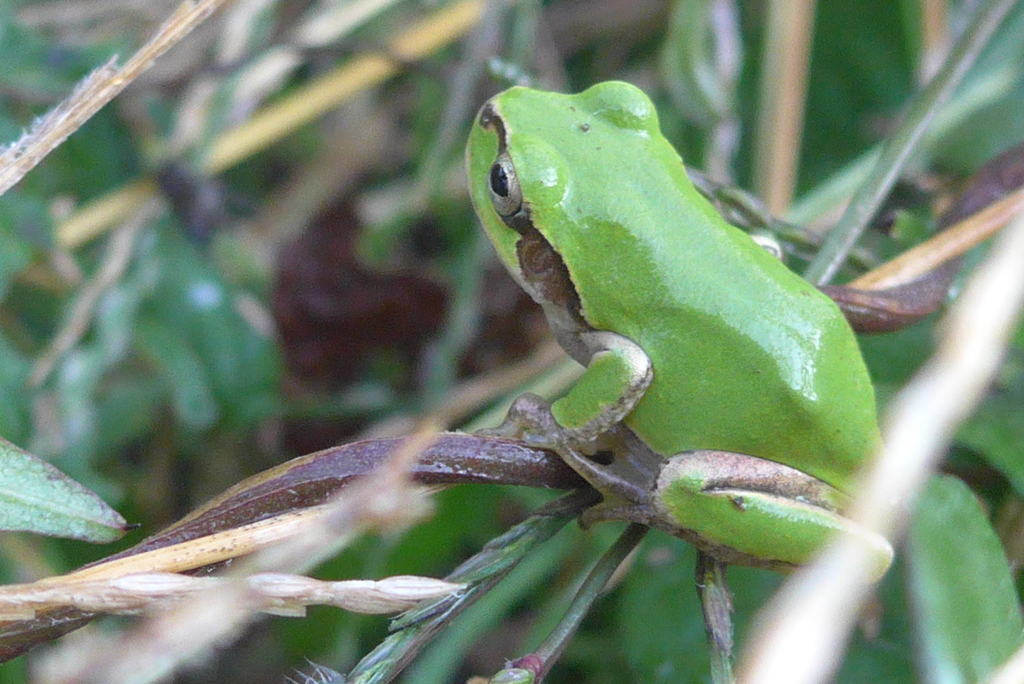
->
1, 0, 1024, 682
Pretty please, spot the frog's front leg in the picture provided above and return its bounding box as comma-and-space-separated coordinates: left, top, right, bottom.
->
483, 392, 659, 508
482, 330, 656, 502
550, 330, 652, 443
483, 329, 650, 449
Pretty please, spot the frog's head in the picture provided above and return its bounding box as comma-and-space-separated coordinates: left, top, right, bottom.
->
466, 82, 661, 324
466, 90, 574, 318
466, 95, 561, 274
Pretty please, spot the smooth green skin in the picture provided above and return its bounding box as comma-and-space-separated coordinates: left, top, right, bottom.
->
467, 81, 890, 573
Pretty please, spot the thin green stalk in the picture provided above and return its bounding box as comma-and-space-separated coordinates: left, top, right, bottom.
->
532, 523, 649, 680
804, 0, 1018, 285
344, 489, 597, 684
696, 551, 735, 684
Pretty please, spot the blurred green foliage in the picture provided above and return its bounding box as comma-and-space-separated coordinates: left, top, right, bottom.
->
0, 0, 1023, 682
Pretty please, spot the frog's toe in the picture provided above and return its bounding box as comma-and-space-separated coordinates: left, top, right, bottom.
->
477, 393, 567, 450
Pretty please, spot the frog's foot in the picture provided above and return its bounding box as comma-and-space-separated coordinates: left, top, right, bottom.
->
479, 394, 661, 508
477, 393, 568, 451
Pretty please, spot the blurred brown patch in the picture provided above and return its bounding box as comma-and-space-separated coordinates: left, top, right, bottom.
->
272, 200, 447, 451
462, 262, 549, 377
273, 198, 553, 454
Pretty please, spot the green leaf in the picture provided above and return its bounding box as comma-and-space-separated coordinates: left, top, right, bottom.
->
135, 317, 219, 431
800, 0, 914, 190
0, 333, 31, 445
907, 475, 1023, 684
935, 4, 1024, 171
0, 196, 40, 299
618, 538, 709, 683
618, 534, 910, 683
617, 534, 784, 683
139, 225, 280, 429
0, 436, 125, 542
958, 393, 1024, 496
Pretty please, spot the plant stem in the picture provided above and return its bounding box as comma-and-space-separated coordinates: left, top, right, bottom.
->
803, 0, 1017, 285
344, 489, 597, 684
531, 523, 649, 680
696, 551, 735, 684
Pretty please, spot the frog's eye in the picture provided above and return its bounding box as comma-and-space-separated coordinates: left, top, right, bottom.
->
488, 153, 522, 218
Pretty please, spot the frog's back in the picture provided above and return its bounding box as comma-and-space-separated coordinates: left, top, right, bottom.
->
530, 83, 879, 493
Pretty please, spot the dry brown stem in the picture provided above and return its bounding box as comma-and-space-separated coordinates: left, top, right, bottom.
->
0, 0, 232, 197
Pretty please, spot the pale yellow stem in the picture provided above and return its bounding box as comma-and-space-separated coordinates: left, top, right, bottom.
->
752, 0, 817, 214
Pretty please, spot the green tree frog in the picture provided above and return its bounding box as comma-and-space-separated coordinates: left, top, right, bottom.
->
466, 81, 893, 579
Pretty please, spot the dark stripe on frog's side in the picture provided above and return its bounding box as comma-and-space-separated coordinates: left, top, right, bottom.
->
515, 227, 584, 324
